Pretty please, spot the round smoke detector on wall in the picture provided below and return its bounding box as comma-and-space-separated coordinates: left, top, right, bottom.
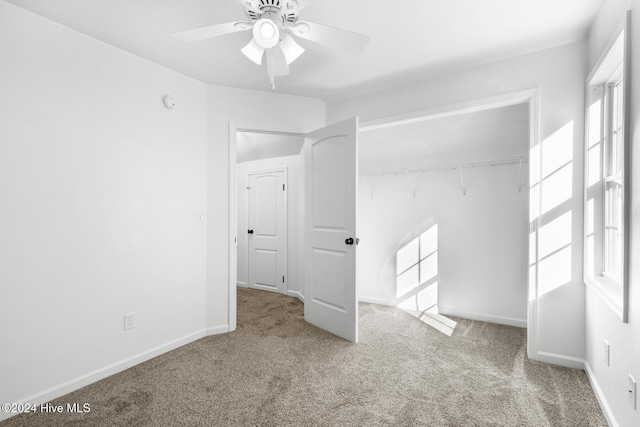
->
162, 95, 176, 110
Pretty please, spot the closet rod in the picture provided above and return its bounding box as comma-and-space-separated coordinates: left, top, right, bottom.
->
360, 156, 528, 177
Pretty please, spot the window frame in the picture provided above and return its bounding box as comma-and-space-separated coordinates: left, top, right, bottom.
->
602, 76, 623, 282
583, 12, 631, 322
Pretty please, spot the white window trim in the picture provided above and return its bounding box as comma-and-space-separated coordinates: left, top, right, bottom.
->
583, 12, 631, 323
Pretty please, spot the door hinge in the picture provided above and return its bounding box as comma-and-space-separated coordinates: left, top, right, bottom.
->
282, 276, 285, 283
283, 184, 285, 191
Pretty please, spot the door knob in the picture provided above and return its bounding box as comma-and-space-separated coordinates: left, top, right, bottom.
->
248, 229, 254, 234
345, 237, 354, 245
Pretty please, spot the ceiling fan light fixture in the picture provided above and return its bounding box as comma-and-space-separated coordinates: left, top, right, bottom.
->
280, 35, 305, 64
253, 19, 279, 49
241, 38, 265, 64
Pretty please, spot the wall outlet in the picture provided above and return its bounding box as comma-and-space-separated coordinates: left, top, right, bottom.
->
629, 375, 637, 410
124, 313, 136, 331
604, 340, 610, 367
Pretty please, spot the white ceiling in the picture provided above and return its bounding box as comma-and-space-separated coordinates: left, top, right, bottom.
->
4, 0, 604, 101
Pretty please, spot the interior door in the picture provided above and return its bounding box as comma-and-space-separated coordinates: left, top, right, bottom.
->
248, 169, 287, 294
304, 117, 359, 343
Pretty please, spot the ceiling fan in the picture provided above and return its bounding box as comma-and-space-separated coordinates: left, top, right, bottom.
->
172, 0, 370, 89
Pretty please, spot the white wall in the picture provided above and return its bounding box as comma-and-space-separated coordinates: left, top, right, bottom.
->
236, 155, 305, 297
0, 2, 207, 418
204, 86, 325, 332
330, 41, 587, 366
358, 164, 529, 327
584, 2, 640, 427
0, 1, 325, 420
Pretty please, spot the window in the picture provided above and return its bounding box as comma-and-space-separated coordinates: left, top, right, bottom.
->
603, 77, 624, 282
584, 15, 630, 322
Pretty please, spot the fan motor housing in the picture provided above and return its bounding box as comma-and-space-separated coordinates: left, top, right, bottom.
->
244, 0, 299, 26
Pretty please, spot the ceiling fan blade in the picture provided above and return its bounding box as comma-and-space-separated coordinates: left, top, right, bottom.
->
289, 21, 370, 55
241, 38, 266, 65
235, 0, 258, 7
172, 21, 252, 43
266, 46, 290, 78
279, 35, 305, 64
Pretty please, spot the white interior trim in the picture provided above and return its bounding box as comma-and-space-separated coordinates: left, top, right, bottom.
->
287, 290, 305, 303
229, 123, 238, 333
528, 89, 541, 361
438, 307, 527, 328
583, 11, 631, 323
206, 325, 231, 336
0, 330, 208, 422
359, 89, 538, 132
535, 351, 585, 370
358, 296, 396, 306
584, 361, 620, 427
357, 297, 527, 328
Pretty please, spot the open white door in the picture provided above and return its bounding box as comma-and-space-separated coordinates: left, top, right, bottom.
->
304, 117, 358, 343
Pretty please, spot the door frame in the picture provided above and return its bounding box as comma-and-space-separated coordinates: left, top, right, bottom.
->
228, 123, 309, 332
245, 167, 288, 295
358, 89, 540, 360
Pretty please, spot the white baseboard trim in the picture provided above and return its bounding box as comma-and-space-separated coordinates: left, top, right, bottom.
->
356, 300, 528, 329
438, 307, 527, 328
534, 351, 586, 370
584, 361, 618, 427
206, 325, 230, 336
287, 290, 304, 303
236, 281, 247, 288
0, 329, 207, 422
358, 296, 395, 306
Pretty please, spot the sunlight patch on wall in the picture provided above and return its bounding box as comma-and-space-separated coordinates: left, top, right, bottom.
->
396, 225, 439, 302
541, 164, 573, 215
530, 121, 575, 300
540, 122, 574, 215
538, 246, 572, 296
542, 122, 574, 176
395, 224, 455, 336
539, 211, 572, 260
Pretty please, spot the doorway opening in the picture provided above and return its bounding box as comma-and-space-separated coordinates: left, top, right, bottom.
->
357, 89, 538, 351
228, 126, 307, 332
235, 130, 304, 298
228, 119, 361, 343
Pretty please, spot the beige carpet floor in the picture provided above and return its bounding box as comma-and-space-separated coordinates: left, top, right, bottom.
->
2, 288, 606, 426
